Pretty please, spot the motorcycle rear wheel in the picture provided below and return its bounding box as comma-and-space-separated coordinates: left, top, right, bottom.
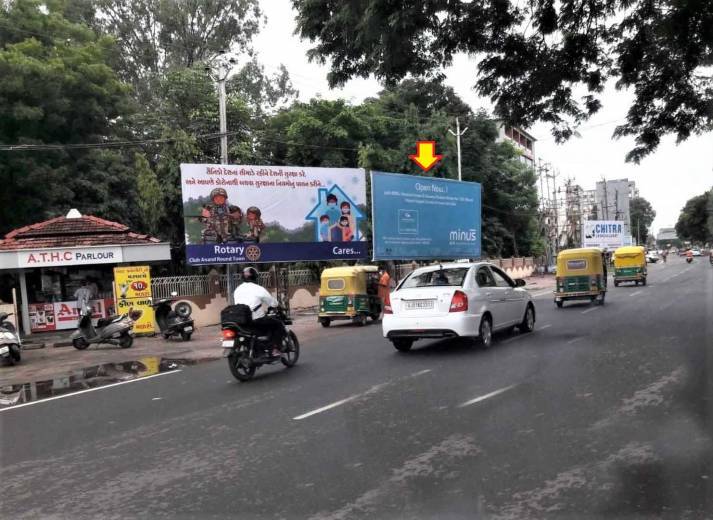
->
180, 331, 192, 341
119, 333, 134, 349
228, 353, 256, 382
281, 332, 300, 368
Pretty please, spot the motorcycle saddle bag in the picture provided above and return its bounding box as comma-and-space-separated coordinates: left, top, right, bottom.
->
221, 304, 253, 326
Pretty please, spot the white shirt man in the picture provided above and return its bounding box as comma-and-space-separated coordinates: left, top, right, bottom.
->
74, 283, 93, 312
232, 281, 278, 320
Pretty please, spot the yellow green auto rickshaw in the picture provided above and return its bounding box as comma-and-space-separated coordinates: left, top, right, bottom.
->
613, 246, 647, 286
319, 266, 383, 327
554, 248, 607, 308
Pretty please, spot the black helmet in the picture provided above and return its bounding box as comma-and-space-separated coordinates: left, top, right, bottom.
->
242, 266, 258, 283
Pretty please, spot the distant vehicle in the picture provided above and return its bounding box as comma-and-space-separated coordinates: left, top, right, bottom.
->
382, 262, 535, 351
645, 251, 659, 263
691, 249, 702, 257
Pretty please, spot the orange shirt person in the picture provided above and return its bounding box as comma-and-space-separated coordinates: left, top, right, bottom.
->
378, 268, 391, 305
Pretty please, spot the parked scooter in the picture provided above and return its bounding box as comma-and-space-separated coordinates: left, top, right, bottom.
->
221, 305, 299, 382
71, 305, 134, 350
151, 292, 194, 341
0, 312, 21, 365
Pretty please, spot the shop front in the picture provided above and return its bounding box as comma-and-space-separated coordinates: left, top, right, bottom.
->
0, 209, 171, 335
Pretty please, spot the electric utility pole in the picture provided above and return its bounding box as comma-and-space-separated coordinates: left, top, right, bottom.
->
206, 51, 237, 302
448, 117, 468, 181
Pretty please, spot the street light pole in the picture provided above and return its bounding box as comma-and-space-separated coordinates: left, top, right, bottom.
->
448, 117, 468, 182
206, 53, 236, 302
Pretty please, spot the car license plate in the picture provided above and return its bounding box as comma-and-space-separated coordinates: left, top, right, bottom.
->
184, 326, 193, 332
405, 300, 434, 310
0, 346, 8, 355
221, 340, 234, 348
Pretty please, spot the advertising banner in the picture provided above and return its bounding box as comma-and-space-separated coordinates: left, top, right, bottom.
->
114, 265, 154, 334
180, 164, 368, 265
582, 220, 625, 249
371, 171, 482, 260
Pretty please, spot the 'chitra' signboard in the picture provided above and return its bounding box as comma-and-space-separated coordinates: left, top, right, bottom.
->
180, 164, 368, 264
582, 220, 625, 249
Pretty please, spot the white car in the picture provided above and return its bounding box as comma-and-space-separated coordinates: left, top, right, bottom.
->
382, 262, 535, 351
691, 249, 702, 257
646, 251, 659, 263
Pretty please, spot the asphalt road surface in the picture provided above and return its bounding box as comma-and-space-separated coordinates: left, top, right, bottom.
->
2, 258, 712, 519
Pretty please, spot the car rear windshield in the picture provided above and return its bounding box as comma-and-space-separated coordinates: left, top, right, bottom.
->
402, 268, 469, 288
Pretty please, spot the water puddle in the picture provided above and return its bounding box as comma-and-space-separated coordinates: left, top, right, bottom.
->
0, 357, 199, 408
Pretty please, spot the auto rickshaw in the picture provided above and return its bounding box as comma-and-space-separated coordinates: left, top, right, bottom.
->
318, 266, 382, 327
554, 248, 607, 308
613, 246, 647, 286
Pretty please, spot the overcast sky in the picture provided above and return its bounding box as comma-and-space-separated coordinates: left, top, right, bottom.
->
253, 0, 713, 235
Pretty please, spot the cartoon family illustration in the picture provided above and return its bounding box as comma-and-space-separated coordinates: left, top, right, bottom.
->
199, 188, 266, 244
319, 193, 355, 242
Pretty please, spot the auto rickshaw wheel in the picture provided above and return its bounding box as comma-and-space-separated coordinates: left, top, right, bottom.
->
614, 281, 619, 287
319, 318, 331, 328
555, 300, 563, 308
642, 277, 647, 286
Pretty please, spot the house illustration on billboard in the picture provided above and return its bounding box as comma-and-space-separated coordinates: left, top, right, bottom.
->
305, 185, 364, 242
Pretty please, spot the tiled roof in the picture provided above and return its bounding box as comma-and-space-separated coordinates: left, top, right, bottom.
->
0, 214, 162, 251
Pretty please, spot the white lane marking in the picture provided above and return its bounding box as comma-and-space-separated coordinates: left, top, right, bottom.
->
0, 370, 182, 413
152, 397, 163, 401
536, 324, 552, 331
293, 369, 433, 421
411, 369, 432, 377
581, 307, 599, 315
293, 396, 358, 420
459, 384, 518, 408
531, 289, 554, 298
567, 337, 584, 344
629, 290, 643, 297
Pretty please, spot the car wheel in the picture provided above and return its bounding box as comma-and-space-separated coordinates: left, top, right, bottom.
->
478, 316, 493, 349
392, 339, 413, 352
519, 305, 535, 333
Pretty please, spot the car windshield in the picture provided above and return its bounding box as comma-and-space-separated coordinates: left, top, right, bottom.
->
401, 268, 469, 288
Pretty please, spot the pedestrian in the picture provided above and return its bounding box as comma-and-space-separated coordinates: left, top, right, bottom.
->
74, 279, 93, 314
378, 266, 391, 306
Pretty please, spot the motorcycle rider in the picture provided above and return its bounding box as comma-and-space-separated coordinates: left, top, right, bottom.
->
232, 267, 287, 357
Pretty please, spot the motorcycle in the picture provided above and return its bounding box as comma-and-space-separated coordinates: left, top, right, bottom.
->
221, 305, 299, 382
71, 305, 135, 350
151, 292, 194, 341
0, 312, 21, 366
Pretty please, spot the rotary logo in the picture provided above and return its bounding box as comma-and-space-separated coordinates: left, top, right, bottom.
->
245, 245, 261, 261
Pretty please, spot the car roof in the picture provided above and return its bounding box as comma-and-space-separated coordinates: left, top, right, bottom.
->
410, 262, 490, 273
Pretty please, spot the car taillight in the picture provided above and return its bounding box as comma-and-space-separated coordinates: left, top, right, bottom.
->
383, 292, 393, 314
449, 290, 468, 312
222, 329, 236, 340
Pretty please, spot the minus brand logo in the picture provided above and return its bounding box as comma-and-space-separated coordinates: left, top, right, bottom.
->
450, 229, 478, 241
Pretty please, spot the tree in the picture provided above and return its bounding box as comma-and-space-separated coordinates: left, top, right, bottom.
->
135, 153, 163, 236
0, 0, 135, 234
91, 0, 262, 105
629, 197, 656, 245
293, 0, 713, 162
676, 190, 713, 245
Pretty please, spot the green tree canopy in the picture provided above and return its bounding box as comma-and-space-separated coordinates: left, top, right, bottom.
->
293, 0, 713, 162
0, 0, 135, 234
629, 196, 656, 245
675, 189, 713, 245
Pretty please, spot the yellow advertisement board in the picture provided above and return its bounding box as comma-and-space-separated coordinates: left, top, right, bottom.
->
113, 265, 154, 334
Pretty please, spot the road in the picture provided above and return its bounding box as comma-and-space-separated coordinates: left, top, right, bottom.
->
1, 258, 712, 519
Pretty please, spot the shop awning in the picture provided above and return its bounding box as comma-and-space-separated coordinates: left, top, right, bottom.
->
0, 209, 171, 269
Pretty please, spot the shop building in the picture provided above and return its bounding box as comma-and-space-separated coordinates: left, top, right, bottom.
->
0, 209, 170, 335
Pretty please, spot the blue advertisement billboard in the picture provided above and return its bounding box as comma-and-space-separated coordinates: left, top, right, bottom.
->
371, 171, 481, 260
180, 164, 368, 265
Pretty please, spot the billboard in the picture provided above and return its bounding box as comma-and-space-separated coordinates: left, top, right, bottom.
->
371, 171, 481, 260
582, 220, 625, 249
180, 164, 368, 264
114, 265, 154, 334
